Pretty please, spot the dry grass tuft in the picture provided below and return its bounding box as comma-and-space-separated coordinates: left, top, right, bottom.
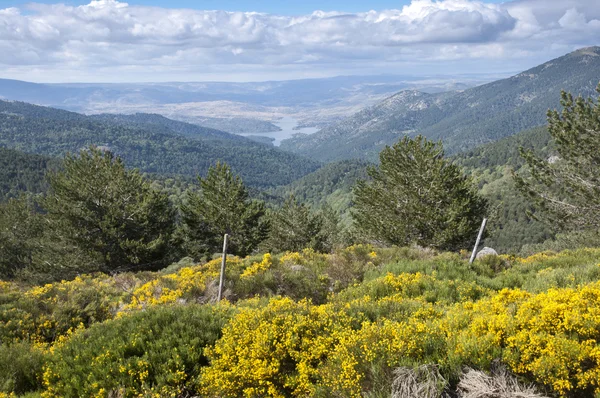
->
391, 364, 448, 398
457, 365, 549, 398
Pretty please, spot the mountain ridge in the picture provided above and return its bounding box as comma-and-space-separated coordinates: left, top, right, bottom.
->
280, 46, 600, 162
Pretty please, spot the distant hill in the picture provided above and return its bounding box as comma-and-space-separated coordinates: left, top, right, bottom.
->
89, 113, 247, 142
0, 101, 320, 188
281, 47, 600, 162
268, 159, 370, 214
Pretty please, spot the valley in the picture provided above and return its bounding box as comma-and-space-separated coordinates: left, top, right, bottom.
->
2, 40, 600, 398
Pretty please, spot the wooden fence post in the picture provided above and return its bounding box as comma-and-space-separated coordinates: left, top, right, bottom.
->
469, 218, 487, 264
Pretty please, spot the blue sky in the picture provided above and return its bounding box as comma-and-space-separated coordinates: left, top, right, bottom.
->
0, 0, 598, 83
5, 0, 507, 14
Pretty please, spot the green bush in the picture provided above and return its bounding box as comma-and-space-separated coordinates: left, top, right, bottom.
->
235, 256, 331, 304
0, 341, 46, 395
44, 304, 232, 398
0, 275, 121, 345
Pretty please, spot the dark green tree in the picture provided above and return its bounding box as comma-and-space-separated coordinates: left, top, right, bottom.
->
181, 162, 269, 258
318, 203, 345, 252
0, 196, 45, 278
265, 196, 328, 253
352, 135, 488, 251
515, 84, 600, 230
44, 148, 176, 273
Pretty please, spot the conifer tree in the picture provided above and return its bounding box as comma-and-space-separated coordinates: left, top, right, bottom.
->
0, 196, 44, 278
515, 84, 600, 230
352, 135, 487, 251
44, 148, 176, 272
181, 162, 269, 258
265, 196, 327, 253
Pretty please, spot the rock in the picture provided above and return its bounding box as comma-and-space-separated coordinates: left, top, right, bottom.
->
476, 247, 498, 259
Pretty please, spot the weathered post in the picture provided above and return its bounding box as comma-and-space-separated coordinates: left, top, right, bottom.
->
469, 218, 487, 264
217, 234, 229, 302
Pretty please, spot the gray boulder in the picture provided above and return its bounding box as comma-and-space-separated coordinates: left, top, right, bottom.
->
476, 247, 498, 260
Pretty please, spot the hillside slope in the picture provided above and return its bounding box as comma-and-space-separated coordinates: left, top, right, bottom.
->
0, 147, 56, 201
0, 101, 320, 188
281, 47, 600, 162
268, 159, 370, 213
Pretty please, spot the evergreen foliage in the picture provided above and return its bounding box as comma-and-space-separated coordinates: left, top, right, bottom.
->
0, 196, 45, 278
181, 162, 269, 258
44, 148, 177, 272
264, 196, 327, 253
353, 136, 488, 251
45, 304, 232, 398
0, 147, 55, 202
515, 83, 600, 230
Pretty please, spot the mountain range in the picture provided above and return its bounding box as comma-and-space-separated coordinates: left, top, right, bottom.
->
280, 47, 600, 162
0, 74, 490, 134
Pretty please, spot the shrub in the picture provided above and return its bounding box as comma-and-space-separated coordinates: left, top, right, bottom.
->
0, 341, 46, 395
236, 252, 331, 304
43, 304, 232, 398
199, 297, 355, 397
503, 283, 600, 396
0, 276, 121, 344
327, 244, 381, 289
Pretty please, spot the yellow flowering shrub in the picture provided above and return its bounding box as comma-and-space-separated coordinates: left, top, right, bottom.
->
321, 313, 446, 397
123, 257, 242, 311
199, 297, 354, 397
0, 275, 121, 344
443, 288, 532, 372
241, 253, 273, 278
504, 282, 600, 395
278, 248, 330, 271
518, 251, 559, 264
5, 246, 600, 397
335, 272, 490, 306
43, 304, 232, 398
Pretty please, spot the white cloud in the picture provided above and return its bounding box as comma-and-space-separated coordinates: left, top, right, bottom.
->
0, 0, 598, 82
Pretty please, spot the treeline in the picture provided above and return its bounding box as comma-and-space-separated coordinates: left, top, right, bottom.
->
1, 133, 491, 283
0, 149, 346, 282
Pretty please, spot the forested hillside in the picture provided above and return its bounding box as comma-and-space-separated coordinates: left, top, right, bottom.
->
0, 101, 320, 188
281, 47, 600, 161
0, 148, 55, 201
89, 113, 248, 142
454, 126, 556, 252
268, 159, 370, 213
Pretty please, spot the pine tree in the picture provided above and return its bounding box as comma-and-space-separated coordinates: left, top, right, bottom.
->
352, 135, 487, 251
318, 203, 345, 252
181, 162, 269, 258
515, 84, 600, 230
265, 196, 327, 253
44, 148, 176, 272
0, 196, 44, 278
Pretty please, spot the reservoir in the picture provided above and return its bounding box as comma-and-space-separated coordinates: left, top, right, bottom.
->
241, 117, 319, 146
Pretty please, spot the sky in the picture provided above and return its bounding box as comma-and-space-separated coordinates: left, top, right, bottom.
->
0, 0, 599, 83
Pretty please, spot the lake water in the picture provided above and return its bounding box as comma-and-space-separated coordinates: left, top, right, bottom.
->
241, 116, 319, 146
